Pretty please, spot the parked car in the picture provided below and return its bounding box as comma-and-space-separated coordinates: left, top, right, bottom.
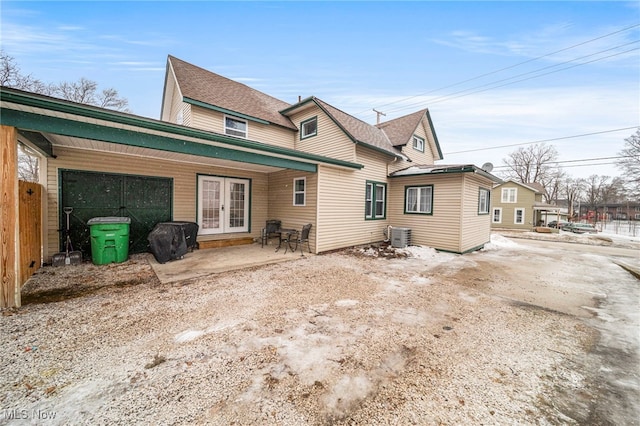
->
560, 223, 598, 234
547, 220, 570, 229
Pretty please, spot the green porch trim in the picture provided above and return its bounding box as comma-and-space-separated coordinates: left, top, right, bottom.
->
0, 88, 363, 170
435, 243, 486, 255
2, 109, 317, 172
183, 97, 271, 125
18, 130, 54, 157
425, 110, 444, 160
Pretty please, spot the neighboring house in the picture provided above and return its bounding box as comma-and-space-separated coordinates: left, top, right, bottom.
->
1, 55, 501, 275
578, 202, 640, 221
490, 180, 561, 230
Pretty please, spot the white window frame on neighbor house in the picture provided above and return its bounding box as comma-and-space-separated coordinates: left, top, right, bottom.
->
412, 135, 425, 152
224, 115, 247, 138
478, 188, 490, 214
492, 207, 502, 223
300, 116, 317, 139
514, 208, 525, 225
501, 187, 517, 203
293, 177, 306, 206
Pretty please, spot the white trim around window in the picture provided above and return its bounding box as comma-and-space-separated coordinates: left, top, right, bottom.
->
224, 115, 248, 138
501, 187, 517, 203
514, 208, 525, 225
478, 188, 490, 214
492, 207, 502, 223
300, 116, 318, 139
293, 177, 306, 206
412, 135, 425, 152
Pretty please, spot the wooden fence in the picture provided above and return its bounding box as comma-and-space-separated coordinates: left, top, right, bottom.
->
19, 180, 42, 286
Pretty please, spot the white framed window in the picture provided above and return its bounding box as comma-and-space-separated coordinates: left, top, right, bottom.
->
365, 181, 386, 219
293, 177, 306, 206
405, 185, 433, 214
478, 188, 490, 214
300, 117, 317, 139
514, 208, 525, 225
225, 116, 247, 138
501, 187, 517, 203
635, 213, 640, 219
412, 135, 425, 152
492, 208, 502, 223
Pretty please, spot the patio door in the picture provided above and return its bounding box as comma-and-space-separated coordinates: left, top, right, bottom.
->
198, 175, 249, 235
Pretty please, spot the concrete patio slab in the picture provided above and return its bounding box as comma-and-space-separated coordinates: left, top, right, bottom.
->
148, 242, 312, 283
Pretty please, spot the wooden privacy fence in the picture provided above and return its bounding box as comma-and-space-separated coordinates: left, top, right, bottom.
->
19, 180, 42, 286
1, 124, 43, 308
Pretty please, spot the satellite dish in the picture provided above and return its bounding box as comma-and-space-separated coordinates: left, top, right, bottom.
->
481, 162, 494, 172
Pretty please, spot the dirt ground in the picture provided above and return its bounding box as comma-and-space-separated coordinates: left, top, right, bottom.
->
1, 234, 638, 425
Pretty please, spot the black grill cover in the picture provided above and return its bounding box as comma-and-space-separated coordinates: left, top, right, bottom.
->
147, 221, 199, 264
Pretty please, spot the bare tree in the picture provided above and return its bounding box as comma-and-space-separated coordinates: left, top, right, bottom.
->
501, 143, 560, 198
538, 168, 565, 204
617, 128, 640, 199
17, 144, 39, 182
1, 50, 54, 95
2, 51, 130, 181
561, 177, 585, 219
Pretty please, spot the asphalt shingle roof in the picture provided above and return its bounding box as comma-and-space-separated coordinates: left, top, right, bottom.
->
168, 55, 297, 130
375, 109, 428, 147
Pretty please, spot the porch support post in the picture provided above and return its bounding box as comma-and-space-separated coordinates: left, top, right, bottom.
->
1, 125, 21, 308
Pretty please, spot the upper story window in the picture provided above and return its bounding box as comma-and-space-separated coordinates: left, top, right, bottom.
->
501, 187, 517, 203
301, 117, 318, 139
293, 177, 306, 206
225, 116, 247, 138
478, 188, 490, 214
412, 135, 425, 152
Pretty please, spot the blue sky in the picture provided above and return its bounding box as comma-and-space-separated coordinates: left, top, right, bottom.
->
1, 1, 639, 179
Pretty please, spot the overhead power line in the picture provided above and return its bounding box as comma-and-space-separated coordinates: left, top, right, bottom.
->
444, 126, 639, 155
383, 44, 639, 114
357, 23, 640, 117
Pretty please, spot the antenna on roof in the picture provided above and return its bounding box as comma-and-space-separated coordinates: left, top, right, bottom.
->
373, 109, 386, 125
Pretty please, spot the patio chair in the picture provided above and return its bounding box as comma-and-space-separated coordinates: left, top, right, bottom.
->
261, 219, 282, 248
283, 223, 312, 255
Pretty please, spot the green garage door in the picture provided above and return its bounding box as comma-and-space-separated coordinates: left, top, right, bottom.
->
60, 170, 173, 258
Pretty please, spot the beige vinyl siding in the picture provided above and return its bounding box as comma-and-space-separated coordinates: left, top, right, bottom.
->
291, 108, 357, 163
459, 174, 492, 252
388, 117, 437, 174
388, 174, 464, 253
189, 106, 295, 149
44, 147, 268, 260
490, 182, 536, 230
315, 147, 390, 252
267, 169, 317, 251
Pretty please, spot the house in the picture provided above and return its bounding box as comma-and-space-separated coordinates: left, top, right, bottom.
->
490, 180, 561, 230
1, 55, 501, 307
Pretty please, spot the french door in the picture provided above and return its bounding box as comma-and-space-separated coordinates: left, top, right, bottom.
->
198, 175, 249, 235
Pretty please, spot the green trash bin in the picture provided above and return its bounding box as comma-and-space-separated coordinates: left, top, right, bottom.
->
87, 217, 131, 265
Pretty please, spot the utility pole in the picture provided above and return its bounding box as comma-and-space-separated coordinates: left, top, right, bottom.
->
373, 109, 386, 125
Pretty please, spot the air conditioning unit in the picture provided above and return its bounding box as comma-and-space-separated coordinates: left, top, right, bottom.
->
391, 227, 411, 248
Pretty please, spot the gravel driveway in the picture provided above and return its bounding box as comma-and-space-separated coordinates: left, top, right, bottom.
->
1, 234, 638, 425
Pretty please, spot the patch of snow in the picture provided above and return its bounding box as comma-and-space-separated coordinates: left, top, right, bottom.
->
323, 374, 373, 417
335, 299, 359, 307
483, 234, 521, 251
400, 245, 438, 259
174, 329, 205, 343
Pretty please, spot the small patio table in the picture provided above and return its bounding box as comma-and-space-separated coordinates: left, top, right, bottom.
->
274, 228, 297, 253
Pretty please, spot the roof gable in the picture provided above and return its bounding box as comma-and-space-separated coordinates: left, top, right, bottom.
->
167, 55, 297, 130
376, 109, 443, 160
494, 179, 546, 194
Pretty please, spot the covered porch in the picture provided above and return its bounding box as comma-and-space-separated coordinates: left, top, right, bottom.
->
0, 87, 359, 307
